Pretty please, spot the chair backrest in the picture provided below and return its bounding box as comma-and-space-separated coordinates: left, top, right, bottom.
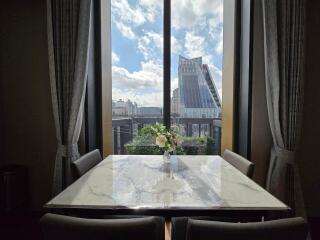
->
72, 149, 102, 178
223, 149, 255, 178
186, 218, 308, 240
41, 213, 165, 240
172, 216, 239, 240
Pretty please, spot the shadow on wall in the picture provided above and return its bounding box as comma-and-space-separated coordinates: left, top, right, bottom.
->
0, 0, 57, 210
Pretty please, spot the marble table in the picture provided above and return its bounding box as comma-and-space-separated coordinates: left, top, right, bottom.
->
45, 155, 289, 217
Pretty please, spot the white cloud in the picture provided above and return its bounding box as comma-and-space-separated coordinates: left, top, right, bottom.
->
138, 0, 163, 22
139, 0, 162, 9
138, 35, 153, 60
171, 0, 223, 57
112, 0, 162, 40
208, 18, 223, 54
112, 60, 163, 90
138, 31, 182, 60
112, 0, 146, 26
146, 31, 163, 49
216, 37, 223, 54
111, 0, 164, 41
145, 32, 182, 54
113, 88, 163, 107
184, 32, 212, 63
171, 0, 223, 30
172, 77, 179, 90
184, 32, 205, 58
115, 21, 135, 39
112, 51, 120, 64
171, 36, 182, 54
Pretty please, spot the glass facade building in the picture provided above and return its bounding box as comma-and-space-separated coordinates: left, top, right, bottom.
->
178, 56, 221, 118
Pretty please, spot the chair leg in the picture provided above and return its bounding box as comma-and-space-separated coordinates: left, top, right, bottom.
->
165, 220, 172, 240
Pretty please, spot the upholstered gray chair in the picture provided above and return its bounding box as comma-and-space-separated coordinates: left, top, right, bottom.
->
184, 217, 308, 240
223, 149, 255, 178
172, 216, 239, 240
41, 213, 165, 240
72, 149, 102, 178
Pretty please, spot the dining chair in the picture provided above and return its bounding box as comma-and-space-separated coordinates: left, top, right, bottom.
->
223, 149, 255, 178
40, 213, 165, 240
71, 149, 102, 178
172, 217, 308, 240
171, 216, 239, 240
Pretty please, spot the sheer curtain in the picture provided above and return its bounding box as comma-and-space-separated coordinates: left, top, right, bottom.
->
47, 0, 92, 194
262, 0, 306, 217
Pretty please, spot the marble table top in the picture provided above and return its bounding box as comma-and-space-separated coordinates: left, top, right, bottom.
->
45, 155, 288, 211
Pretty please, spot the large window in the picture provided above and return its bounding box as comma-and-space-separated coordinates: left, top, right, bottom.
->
110, 0, 223, 155
171, 0, 223, 155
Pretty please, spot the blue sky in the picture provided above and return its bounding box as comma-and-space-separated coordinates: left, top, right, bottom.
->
111, 0, 223, 107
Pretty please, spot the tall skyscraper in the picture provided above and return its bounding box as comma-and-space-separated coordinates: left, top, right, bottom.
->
171, 88, 180, 116
178, 56, 221, 118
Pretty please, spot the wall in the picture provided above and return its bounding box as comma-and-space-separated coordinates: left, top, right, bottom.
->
298, 0, 320, 218
221, 0, 237, 154
0, 1, 56, 210
250, 0, 273, 187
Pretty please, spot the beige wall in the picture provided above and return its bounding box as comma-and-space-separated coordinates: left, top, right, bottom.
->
221, 0, 237, 153
0, 1, 56, 210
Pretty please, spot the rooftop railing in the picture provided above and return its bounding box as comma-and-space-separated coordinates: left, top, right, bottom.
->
112, 117, 222, 155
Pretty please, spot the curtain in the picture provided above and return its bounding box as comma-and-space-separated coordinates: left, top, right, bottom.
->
262, 0, 306, 217
47, 0, 92, 194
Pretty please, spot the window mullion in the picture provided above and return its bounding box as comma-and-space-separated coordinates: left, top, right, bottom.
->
163, 0, 171, 129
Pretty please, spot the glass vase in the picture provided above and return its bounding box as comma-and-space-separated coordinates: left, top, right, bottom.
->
163, 150, 171, 163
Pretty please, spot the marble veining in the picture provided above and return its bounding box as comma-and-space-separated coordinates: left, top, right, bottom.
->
45, 155, 288, 210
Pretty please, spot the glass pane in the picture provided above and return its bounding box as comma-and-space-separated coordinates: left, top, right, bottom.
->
171, 0, 223, 155
111, 0, 163, 154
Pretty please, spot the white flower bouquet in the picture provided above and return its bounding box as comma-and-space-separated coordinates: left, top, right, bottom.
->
150, 123, 182, 153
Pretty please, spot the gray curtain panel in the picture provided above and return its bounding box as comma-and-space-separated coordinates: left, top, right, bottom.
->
262, 0, 306, 217
47, 0, 92, 194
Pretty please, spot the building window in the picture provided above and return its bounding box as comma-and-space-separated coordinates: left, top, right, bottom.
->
109, 0, 223, 155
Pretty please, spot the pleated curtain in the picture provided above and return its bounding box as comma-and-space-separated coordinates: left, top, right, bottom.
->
47, 0, 92, 194
262, 0, 306, 217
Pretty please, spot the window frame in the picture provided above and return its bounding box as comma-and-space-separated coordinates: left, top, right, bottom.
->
88, 0, 250, 158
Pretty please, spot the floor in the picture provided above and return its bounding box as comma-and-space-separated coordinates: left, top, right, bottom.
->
0, 213, 43, 240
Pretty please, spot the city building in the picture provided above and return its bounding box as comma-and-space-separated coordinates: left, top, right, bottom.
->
126, 100, 138, 116
171, 88, 180, 116
112, 99, 138, 116
137, 107, 162, 117
178, 56, 221, 118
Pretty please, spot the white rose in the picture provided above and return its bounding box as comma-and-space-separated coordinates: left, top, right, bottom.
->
156, 135, 167, 148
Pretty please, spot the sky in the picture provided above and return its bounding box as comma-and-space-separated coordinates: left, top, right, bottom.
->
111, 0, 223, 108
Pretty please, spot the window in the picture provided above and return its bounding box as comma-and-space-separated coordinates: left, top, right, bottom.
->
111, 0, 164, 154
108, 0, 223, 155
171, 0, 223, 155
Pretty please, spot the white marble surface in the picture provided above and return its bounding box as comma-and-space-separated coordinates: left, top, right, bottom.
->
45, 155, 288, 210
